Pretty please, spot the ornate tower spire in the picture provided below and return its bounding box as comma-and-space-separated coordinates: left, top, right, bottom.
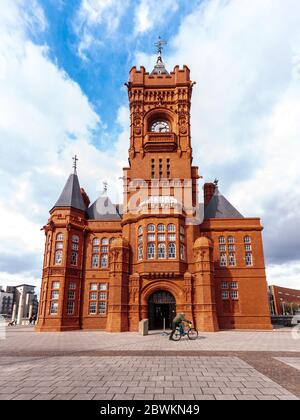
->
152, 36, 169, 75
72, 154, 78, 174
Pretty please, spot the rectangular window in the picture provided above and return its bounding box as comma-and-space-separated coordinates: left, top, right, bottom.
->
168, 233, 176, 241
245, 244, 252, 251
101, 254, 108, 268
158, 244, 166, 259
180, 243, 185, 260
229, 253, 236, 266
90, 292, 97, 300
67, 301, 74, 315
138, 244, 143, 260
228, 244, 235, 252
157, 234, 166, 242
219, 244, 226, 252
99, 284, 107, 291
230, 282, 238, 289
90, 283, 98, 291
99, 292, 106, 301
52, 281, 60, 290
72, 243, 79, 251
231, 291, 239, 300
68, 291, 75, 300
221, 282, 229, 289
101, 246, 108, 253
92, 254, 99, 268
147, 243, 155, 259
70, 251, 78, 266
99, 301, 106, 314
147, 234, 155, 242
50, 301, 58, 315
245, 252, 253, 266
69, 282, 76, 290
51, 291, 59, 300
89, 302, 97, 315
222, 291, 229, 300
220, 253, 227, 267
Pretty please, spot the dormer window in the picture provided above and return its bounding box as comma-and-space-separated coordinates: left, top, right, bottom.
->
150, 120, 170, 133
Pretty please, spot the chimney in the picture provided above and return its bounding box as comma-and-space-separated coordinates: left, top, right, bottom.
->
80, 188, 90, 208
203, 183, 216, 206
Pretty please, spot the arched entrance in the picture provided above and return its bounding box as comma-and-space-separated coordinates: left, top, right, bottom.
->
148, 291, 176, 330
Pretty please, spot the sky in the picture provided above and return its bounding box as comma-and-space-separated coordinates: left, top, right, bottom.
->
0, 0, 300, 292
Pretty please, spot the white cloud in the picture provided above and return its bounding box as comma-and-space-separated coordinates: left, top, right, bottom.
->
75, 0, 129, 60
134, 0, 300, 288
134, 0, 179, 35
0, 0, 127, 290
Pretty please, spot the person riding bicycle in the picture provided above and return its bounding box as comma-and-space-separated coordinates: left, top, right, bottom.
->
169, 312, 191, 340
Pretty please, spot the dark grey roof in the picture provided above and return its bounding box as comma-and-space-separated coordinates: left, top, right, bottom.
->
87, 196, 122, 220
204, 188, 244, 219
52, 172, 86, 212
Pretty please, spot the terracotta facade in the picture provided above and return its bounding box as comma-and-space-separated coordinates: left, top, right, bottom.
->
36, 59, 272, 333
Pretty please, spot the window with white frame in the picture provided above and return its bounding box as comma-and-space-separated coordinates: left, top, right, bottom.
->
244, 235, 251, 244
245, 252, 253, 266
158, 243, 166, 259
68, 291, 75, 300
88, 283, 108, 315
231, 290, 239, 300
147, 243, 155, 259
222, 291, 229, 300
158, 224, 165, 232
69, 282, 76, 290
168, 242, 176, 258
52, 281, 60, 290
227, 236, 234, 244
50, 301, 58, 315
230, 282, 238, 289
219, 236, 225, 244
221, 281, 229, 289
67, 301, 74, 315
147, 224, 155, 233
138, 244, 143, 261
168, 224, 176, 233
229, 252, 236, 266
91, 237, 110, 269
137, 226, 143, 260
90, 283, 98, 291
220, 252, 227, 267
89, 302, 97, 314
70, 251, 78, 266
70, 235, 79, 266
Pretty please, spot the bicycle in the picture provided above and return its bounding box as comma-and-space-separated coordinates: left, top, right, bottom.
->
172, 322, 198, 341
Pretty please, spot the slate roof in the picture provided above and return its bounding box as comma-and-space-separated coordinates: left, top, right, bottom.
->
52, 172, 86, 212
204, 188, 244, 219
151, 58, 169, 76
87, 196, 122, 220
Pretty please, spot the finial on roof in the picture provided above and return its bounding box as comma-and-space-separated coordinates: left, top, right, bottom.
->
155, 36, 167, 63
213, 178, 219, 187
72, 155, 78, 173
102, 181, 108, 195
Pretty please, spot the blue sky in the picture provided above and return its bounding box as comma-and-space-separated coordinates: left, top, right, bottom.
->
0, 0, 300, 291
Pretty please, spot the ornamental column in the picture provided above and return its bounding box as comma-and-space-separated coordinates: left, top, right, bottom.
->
193, 237, 219, 332
106, 238, 130, 332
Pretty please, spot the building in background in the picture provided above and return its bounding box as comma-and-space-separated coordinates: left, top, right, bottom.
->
269, 285, 300, 315
0, 286, 14, 317
36, 45, 271, 333
0, 285, 38, 323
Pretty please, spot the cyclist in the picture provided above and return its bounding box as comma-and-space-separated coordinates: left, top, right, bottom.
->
169, 312, 191, 340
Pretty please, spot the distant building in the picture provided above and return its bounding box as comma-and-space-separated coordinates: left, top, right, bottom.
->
0, 285, 38, 323
0, 288, 14, 317
269, 285, 300, 315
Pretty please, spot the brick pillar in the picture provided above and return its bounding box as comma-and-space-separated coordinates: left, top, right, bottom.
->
183, 272, 194, 323
128, 273, 140, 332
193, 237, 219, 332
203, 183, 216, 205
106, 238, 130, 332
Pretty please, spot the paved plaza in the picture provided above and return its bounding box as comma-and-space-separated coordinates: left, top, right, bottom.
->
0, 327, 299, 400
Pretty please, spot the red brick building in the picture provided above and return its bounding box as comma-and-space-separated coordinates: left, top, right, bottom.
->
36, 53, 271, 333
269, 285, 300, 315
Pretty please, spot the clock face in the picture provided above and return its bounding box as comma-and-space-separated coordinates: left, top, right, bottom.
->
150, 120, 170, 133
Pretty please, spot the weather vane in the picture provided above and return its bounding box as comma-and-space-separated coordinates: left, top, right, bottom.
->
155, 36, 167, 61
72, 155, 78, 172
102, 181, 108, 195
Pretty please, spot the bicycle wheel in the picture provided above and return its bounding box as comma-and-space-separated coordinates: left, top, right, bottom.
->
188, 328, 198, 340
172, 328, 182, 341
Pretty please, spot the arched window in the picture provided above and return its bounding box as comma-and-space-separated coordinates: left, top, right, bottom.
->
157, 224, 165, 232
220, 253, 227, 267
168, 243, 176, 259
229, 252, 236, 266
70, 234, 79, 266
167, 224, 176, 233
147, 224, 155, 233
93, 238, 100, 246
54, 233, 64, 265
227, 236, 234, 244
101, 254, 108, 268
244, 235, 251, 244
218, 236, 225, 244
138, 244, 143, 261
147, 243, 155, 259
101, 238, 109, 245
109, 237, 115, 244
158, 243, 166, 259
